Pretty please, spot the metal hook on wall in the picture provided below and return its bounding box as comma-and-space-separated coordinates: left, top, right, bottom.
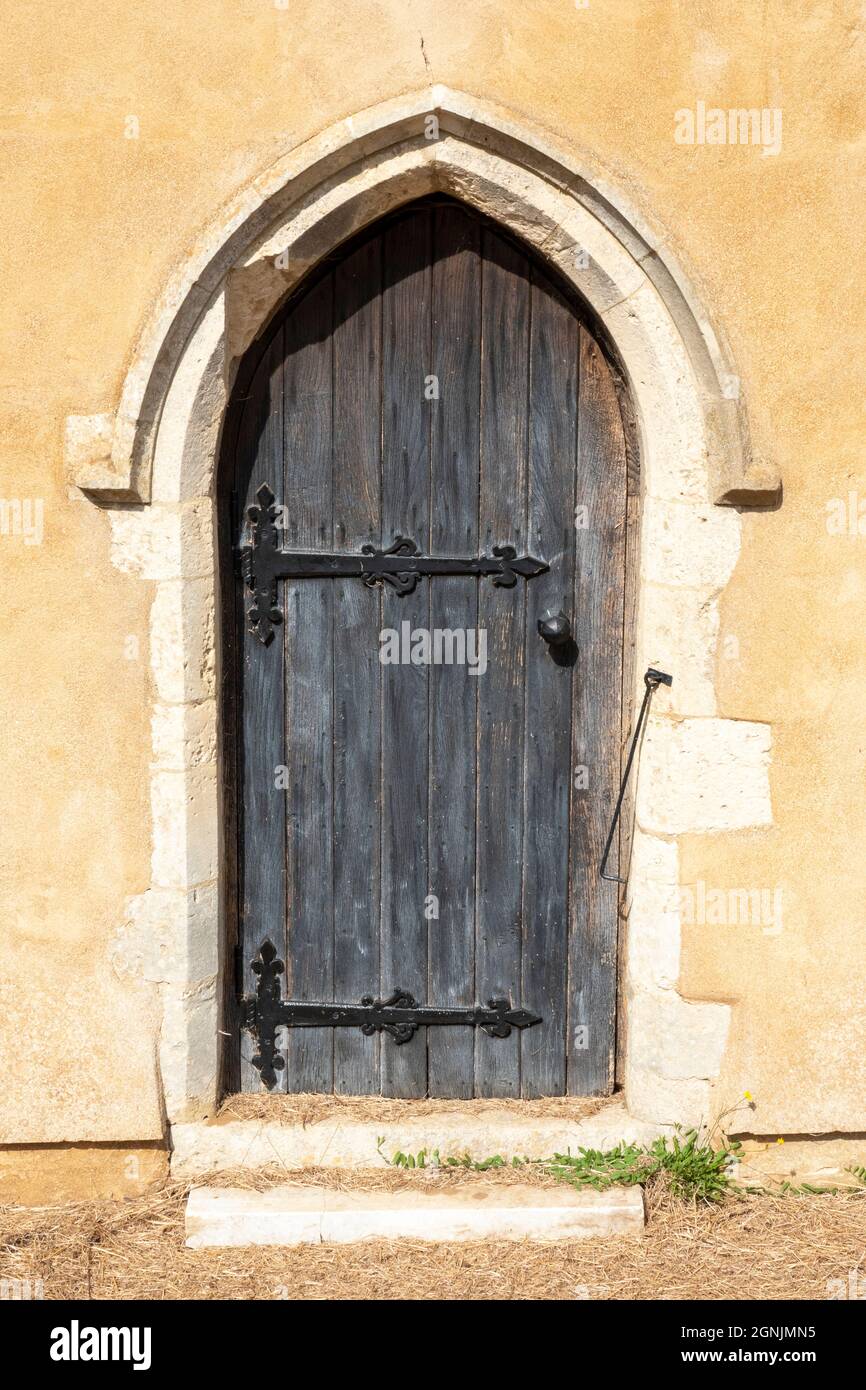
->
599, 666, 673, 884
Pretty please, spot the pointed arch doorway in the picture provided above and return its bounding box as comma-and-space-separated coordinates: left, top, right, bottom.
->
220, 194, 637, 1099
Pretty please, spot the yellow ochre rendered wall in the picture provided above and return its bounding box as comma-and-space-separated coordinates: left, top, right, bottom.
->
0, 2, 864, 1179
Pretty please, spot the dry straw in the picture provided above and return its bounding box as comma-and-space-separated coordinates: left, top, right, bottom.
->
217, 1093, 609, 1125
3, 1162, 865, 1301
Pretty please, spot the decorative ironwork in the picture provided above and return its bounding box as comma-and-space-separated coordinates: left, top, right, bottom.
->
240, 483, 548, 644
242, 938, 542, 1089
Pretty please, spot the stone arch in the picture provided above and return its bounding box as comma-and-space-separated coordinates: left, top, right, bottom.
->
94, 88, 774, 1130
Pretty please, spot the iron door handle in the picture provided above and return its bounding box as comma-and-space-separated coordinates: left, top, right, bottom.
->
537, 611, 571, 646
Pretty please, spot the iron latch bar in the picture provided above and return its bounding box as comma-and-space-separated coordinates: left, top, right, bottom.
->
599, 666, 673, 884
242, 939, 542, 1089
239, 484, 548, 645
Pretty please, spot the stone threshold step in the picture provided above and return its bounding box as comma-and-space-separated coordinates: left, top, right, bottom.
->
185, 1182, 645, 1247
171, 1099, 668, 1176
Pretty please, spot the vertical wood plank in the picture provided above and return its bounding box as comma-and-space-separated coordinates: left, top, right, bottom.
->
332, 238, 382, 1094
229, 199, 633, 1100
521, 266, 578, 1097
237, 329, 288, 1091
380, 208, 431, 1097
615, 398, 641, 1087
568, 327, 628, 1094
281, 272, 335, 1093
475, 229, 530, 1098
218, 479, 242, 1097
427, 204, 481, 1097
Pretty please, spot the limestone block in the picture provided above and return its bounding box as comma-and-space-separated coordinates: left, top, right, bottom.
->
111, 883, 219, 987
626, 833, 681, 991
64, 413, 115, 492
149, 293, 227, 504
150, 578, 216, 704
185, 1182, 645, 1247
637, 717, 772, 834
160, 983, 219, 1122
625, 1066, 713, 1129
640, 582, 719, 717
151, 764, 219, 889
627, 989, 730, 1081
0, 1145, 168, 1204
170, 1100, 669, 1176
151, 701, 217, 771
109, 499, 213, 581
641, 496, 741, 589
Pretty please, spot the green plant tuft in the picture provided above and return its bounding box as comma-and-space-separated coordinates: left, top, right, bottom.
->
377, 1127, 746, 1204
544, 1130, 742, 1203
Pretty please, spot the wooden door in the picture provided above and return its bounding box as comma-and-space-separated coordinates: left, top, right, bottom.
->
222, 196, 634, 1098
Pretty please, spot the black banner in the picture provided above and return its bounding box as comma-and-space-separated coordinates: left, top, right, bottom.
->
4, 1297, 861, 1374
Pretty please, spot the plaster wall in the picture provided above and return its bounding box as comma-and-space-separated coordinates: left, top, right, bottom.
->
1, 1, 864, 1154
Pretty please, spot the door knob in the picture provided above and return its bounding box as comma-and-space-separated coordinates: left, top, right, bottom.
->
537, 610, 571, 646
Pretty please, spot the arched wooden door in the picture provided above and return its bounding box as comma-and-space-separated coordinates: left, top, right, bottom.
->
221, 195, 634, 1098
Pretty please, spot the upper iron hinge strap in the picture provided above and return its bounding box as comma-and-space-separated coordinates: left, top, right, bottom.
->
238, 483, 548, 645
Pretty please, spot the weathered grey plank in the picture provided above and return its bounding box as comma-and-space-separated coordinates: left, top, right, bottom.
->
238, 328, 288, 1091
332, 238, 383, 1095
475, 228, 530, 1098
521, 266, 579, 1097
230, 198, 633, 1100
281, 271, 335, 1093
380, 209, 431, 1097
427, 204, 481, 1097
568, 327, 628, 1094
615, 390, 641, 1087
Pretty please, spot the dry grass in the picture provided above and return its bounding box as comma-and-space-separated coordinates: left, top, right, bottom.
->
217, 1092, 609, 1125
3, 1165, 865, 1301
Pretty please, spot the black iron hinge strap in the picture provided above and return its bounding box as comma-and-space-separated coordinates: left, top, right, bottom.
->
239, 483, 548, 645
241, 939, 542, 1090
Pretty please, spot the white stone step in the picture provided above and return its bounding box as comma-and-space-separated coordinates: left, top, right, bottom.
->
171, 1100, 667, 1176
185, 1181, 644, 1247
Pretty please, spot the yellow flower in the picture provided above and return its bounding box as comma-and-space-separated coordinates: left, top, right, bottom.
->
743, 1091, 753, 1101
776, 1137, 785, 1145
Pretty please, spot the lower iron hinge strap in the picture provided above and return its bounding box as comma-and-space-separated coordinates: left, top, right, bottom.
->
241, 939, 542, 1089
